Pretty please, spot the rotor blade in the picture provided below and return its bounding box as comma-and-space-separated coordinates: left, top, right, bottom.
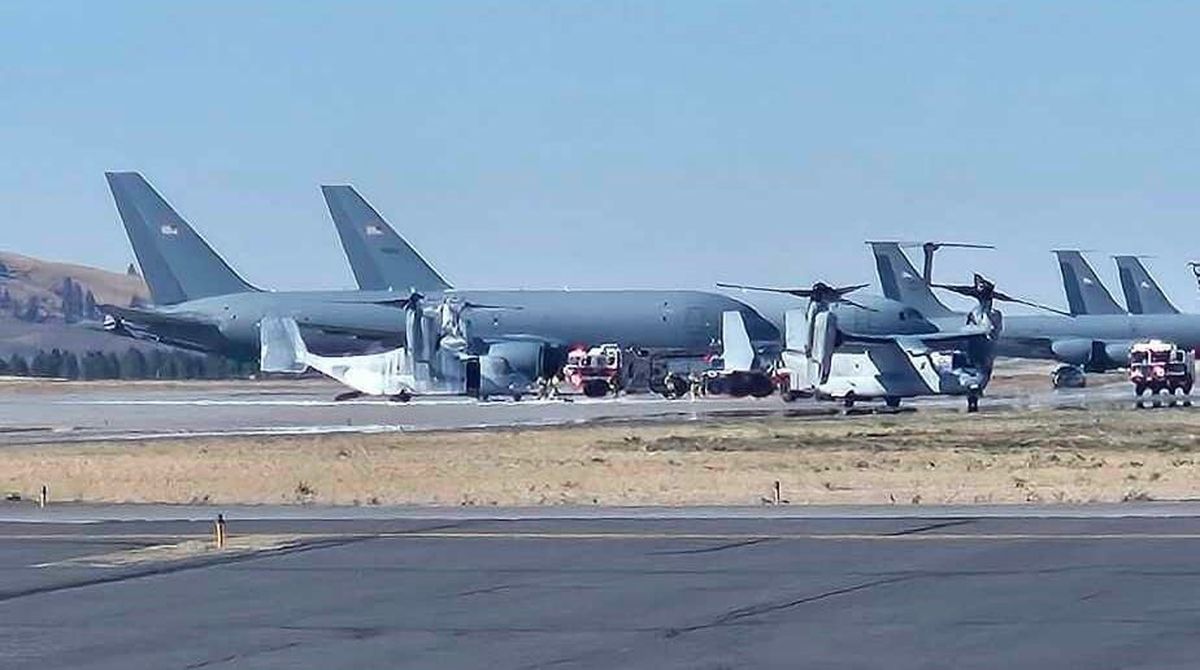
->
929, 283, 978, 297
934, 242, 995, 250
897, 241, 995, 250
991, 291, 1073, 317
838, 298, 878, 312
830, 283, 870, 296
460, 302, 524, 311
716, 282, 811, 297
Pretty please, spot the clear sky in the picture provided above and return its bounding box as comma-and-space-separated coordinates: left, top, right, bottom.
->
1, 1, 1198, 311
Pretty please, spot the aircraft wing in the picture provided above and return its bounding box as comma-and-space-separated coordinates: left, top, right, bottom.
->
841, 328, 989, 352
100, 304, 216, 328
98, 304, 227, 353
293, 320, 405, 342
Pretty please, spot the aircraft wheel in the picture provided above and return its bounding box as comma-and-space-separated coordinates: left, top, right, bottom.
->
843, 393, 856, 409
885, 396, 901, 409
389, 391, 412, 403
966, 393, 979, 413
1051, 365, 1086, 389
780, 390, 802, 403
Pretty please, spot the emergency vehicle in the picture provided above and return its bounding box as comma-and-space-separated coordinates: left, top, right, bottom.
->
1129, 339, 1194, 407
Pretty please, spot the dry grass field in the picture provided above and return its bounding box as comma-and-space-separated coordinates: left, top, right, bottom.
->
3, 406, 1200, 507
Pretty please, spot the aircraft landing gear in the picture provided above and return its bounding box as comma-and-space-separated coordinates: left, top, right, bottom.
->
1051, 365, 1086, 389
335, 390, 365, 402
842, 393, 856, 409
966, 392, 980, 413
388, 391, 412, 403
885, 396, 901, 409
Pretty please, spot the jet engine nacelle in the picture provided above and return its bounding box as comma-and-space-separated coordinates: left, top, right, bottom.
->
1050, 338, 1131, 371
475, 341, 546, 399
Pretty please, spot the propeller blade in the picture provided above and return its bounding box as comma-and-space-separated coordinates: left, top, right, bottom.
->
991, 292, 1073, 317
828, 283, 870, 296
839, 298, 878, 312
460, 301, 523, 311
716, 282, 812, 297
930, 283, 978, 296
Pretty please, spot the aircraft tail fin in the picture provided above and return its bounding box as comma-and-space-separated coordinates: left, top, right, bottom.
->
1114, 256, 1178, 314
720, 311, 754, 372
105, 172, 259, 305
1055, 250, 1125, 315
259, 316, 310, 373
321, 185, 452, 293
867, 242, 955, 317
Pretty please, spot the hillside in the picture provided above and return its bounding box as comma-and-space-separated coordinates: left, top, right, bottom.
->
0, 251, 148, 321
0, 252, 248, 378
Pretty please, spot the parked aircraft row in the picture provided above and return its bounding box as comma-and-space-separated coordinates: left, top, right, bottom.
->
95, 172, 1200, 408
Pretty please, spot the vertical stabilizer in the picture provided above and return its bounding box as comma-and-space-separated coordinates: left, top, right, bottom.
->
259, 316, 311, 373
105, 172, 259, 305
1055, 250, 1125, 315
719, 311, 754, 372
322, 185, 451, 293
868, 242, 955, 317
1114, 256, 1178, 314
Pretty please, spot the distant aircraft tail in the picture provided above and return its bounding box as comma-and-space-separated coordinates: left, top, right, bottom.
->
105, 172, 259, 305
1054, 250, 1125, 315
867, 242, 955, 318
321, 185, 451, 293
1114, 256, 1178, 314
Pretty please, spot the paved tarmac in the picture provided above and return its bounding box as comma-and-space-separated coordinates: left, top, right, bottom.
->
3, 505, 1200, 669
0, 373, 1133, 445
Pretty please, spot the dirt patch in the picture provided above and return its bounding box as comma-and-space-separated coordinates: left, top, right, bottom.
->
5, 409, 1200, 507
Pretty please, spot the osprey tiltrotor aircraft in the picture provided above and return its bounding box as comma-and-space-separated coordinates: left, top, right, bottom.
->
720, 273, 1064, 411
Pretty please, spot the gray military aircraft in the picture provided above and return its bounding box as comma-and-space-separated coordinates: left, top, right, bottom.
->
100, 173, 778, 375
1114, 256, 1179, 315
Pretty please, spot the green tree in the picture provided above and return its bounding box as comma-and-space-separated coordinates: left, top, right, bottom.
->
59, 352, 80, 380
120, 348, 148, 379
8, 354, 29, 376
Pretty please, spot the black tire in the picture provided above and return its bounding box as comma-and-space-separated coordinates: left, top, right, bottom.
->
967, 394, 979, 413
885, 396, 901, 409
582, 380, 609, 398
749, 374, 775, 398
843, 393, 856, 409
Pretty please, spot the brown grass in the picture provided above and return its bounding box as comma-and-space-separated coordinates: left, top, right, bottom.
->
4, 408, 1200, 506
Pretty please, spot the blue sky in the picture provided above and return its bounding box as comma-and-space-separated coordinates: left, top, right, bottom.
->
1, 1, 1198, 310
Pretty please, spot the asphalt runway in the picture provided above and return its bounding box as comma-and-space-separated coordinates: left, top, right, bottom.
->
0, 373, 1133, 445
3, 505, 1200, 669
